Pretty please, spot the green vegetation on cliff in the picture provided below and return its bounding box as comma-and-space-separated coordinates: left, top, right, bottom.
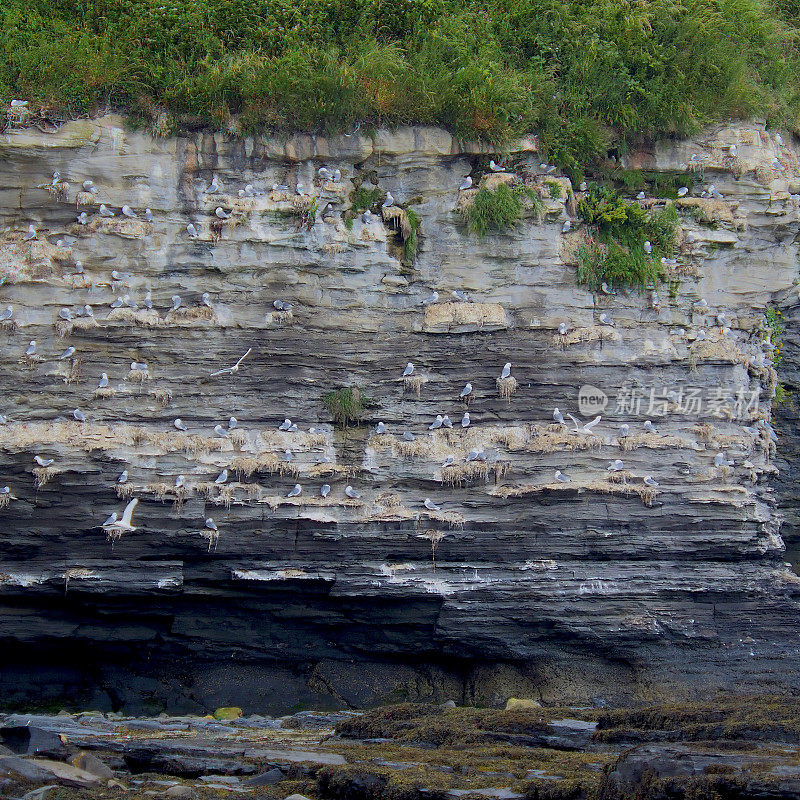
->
1, 0, 799, 167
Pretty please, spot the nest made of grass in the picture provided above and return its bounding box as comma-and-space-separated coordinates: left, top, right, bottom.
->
525, 424, 601, 453
230, 454, 279, 479
125, 368, 151, 383
403, 374, 426, 397
98, 218, 152, 239
210, 482, 262, 509
691, 338, 748, 365
618, 433, 692, 451
562, 325, 621, 346
492, 478, 658, 506
266, 309, 294, 326
676, 197, 737, 226
423, 302, 508, 332
381, 206, 412, 240
148, 388, 172, 407
496, 375, 517, 400
108, 308, 163, 327
259, 430, 328, 450
165, 306, 214, 325
33, 467, 57, 488
259, 494, 363, 511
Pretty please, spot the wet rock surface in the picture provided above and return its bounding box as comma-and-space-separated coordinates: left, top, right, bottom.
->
0, 700, 798, 800
0, 117, 799, 710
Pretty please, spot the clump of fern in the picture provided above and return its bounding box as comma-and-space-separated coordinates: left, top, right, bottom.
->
462, 183, 543, 237
404, 207, 420, 262
577, 184, 677, 292
323, 386, 372, 428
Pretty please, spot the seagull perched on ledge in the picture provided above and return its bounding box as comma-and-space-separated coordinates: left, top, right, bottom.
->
403, 362, 414, 377
424, 498, 441, 511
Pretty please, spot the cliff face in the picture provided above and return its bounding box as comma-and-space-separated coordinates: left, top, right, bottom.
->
0, 117, 798, 714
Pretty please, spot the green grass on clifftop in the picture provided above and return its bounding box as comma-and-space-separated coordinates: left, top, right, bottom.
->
1, 0, 800, 167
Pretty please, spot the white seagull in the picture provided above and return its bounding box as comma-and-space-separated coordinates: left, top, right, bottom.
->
402, 362, 415, 377
424, 498, 441, 511
215, 469, 228, 484
345, 485, 361, 499
173, 418, 188, 431
287, 484, 302, 498
209, 348, 252, 377
321, 484, 331, 498
500, 362, 512, 379
103, 498, 139, 535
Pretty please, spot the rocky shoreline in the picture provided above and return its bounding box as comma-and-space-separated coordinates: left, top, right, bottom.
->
2, 699, 800, 800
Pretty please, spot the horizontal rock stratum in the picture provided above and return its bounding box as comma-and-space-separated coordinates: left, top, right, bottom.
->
0, 116, 798, 713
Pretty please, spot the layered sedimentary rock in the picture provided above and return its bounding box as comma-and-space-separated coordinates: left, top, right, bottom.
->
0, 117, 798, 712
